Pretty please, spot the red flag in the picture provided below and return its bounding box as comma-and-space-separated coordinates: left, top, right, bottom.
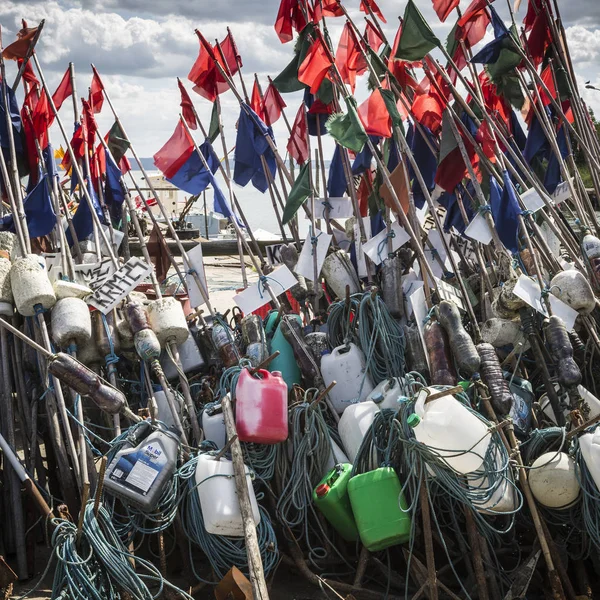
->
90, 143, 106, 188
18, 58, 39, 89
336, 23, 367, 93
412, 92, 445, 133
52, 68, 73, 113
457, 0, 490, 27
263, 83, 286, 125
308, 97, 334, 115
387, 25, 419, 91
298, 36, 333, 94
31, 89, 52, 149
90, 66, 104, 114
365, 20, 384, 52
312, 0, 343, 22
432, 0, 459, 22
82, 99, 98, 147
357, 172, 372, 217
120, 156, 132, 174
2, 25, 38, 60
153, 121, 194, 179
178, 79, 197, 130
287, 104, 309, 165
22, 87, 40, 182
526, 9, 550, 68
250, 80, 265, 121
360, 0, 386, 23
524, 0, 548, 32
274, 0, 308, 43
217, 31, 241, 80
538, 64, 557, 106
358, 89, 392, 138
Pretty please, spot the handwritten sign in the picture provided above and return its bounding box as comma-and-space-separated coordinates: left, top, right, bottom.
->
434, 277, 466, 311
520, 179, 572, 214
266, 244, 284, 266
233, 265, 297, 315
45, 254, 115, 290
296, 228, 332, 281
513, 274, 578, 331
87, 257, 153, 314
309, 197, 354, 220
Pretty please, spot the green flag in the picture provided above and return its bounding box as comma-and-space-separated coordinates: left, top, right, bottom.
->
282, 162, 311, 225
380, 88, 404, 135
446, 23, 459, 58
208, 102, 220, 143
273, 24, 314, 93
326, 96, 368, 154
395, 0, 440, 62
107, 121, 130, 164
492, 71, 525, 109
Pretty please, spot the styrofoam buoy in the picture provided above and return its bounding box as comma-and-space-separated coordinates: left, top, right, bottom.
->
550, 270, 596, 315
10, 254, 56, 316
528, 452, 580, 509
481, 318, 529, 350
0, 250, 13, 317
147, 297, 188, 345
54, 279, 92, 300
51, 298, 92, 348
0, 232, 18, 259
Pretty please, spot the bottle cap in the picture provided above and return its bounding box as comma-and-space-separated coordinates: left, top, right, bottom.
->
315, 483, 330, 498
458, 381, 470, 392
371, 392, 384, 405
407, 413, 421, 428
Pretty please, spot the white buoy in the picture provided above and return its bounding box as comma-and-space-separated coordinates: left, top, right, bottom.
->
322, 251, 361, 299
51, 298, 92, 348
147, 297, 189, 345
10, 254, 56, 316
0, 232, 19, 259
0, 250, 13, 317
550, 270, 596, 315
528, 452, 580, 509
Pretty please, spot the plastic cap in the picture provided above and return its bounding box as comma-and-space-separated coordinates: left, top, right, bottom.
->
315, 483, 330, 498
272, 371, 283, 378
371, 392, 384, 404
458, 381, 470, 392
407, 413, 421, 428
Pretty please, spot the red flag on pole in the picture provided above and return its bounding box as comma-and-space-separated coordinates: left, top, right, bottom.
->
90, 66, 104, 113
153, 121, 194, 179
2, 24, 38, 60
432, 0, 460, 22
526, 9, 551, 68
287, 104, 309, 165
360, 0, 387, 23
358, 89, 392, 138
18, 58, 39, 89
52, 68, 73, 113
81, 98, 98, 147
336, 23, 367, 93
178, 79, 197, 130
263, 83, 287, 125
274, 0, 308, 43
312, 0, 343, 23
31, 89, 52, 149
365, 20, 384, 52
298, 36, 333, 94
250, 80, 265, 121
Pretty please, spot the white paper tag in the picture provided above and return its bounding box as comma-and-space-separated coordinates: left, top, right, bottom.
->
88, 257, 153, 314
361, 221, 410, 266
551, 179, 571, 205
100, 226, 125, 256
520, 188, 545, 213
402, 272, 423, 319
309, 197, 354, 220
354, 218, 371, 278
332, 228, 351, 252
233, 264, 297, 315
408, 284, 430, 370
464, 213, 493, 245
513, 274, 578, 331
183, 243, 209, 309
296, 228, 332, 281
434, 277, 466, 311
425, 229, 460, 278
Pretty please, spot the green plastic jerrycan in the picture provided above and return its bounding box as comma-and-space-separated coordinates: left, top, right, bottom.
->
313, 463, 359, 542
264, 311, 301, 391
348, 467, 411, 551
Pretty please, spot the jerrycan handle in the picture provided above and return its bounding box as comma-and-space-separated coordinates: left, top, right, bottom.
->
254, 368, 270, 381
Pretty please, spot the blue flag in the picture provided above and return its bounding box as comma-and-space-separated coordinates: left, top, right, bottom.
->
104, 154, 126, 224
544, 125, 570, 194
490, 172, 522, 254
166, 140, 218, 196
523, 113, 549, 163
68, 179, 105, 245
351, 136, 379, 175
0, 175, 56, 238
387, 136, 401, 173
327, 145, 346, 198
470, 6, 510, 65
408, 123, 437, 210
304, 89, 329, 137
0, 83, 23, 153
233, 104, 277, 193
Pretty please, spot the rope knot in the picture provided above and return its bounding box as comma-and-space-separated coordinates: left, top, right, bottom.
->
478, 204, 492, 215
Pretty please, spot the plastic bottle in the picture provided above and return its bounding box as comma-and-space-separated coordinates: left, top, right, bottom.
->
528, 452, 580, 509
160, 329, 206, 381
195, 452, 261, 536
424, 320, 457, 386
409, 387, 491, 474
337, 400, 379, 464
380, 256, 404, 319
211, 324, 239, 368
313, 464, 359, 542
577, 385, 600, 421
264, 312, 302, 391
505, 373, 533, 438
104, 425, 181, 512
321, 343, 375, 414
235, 369, 288, 444
201, 401, 227, 449
347, 467, 411, 551
578, 429, 600, 490
368, 377, 407, 411
582, 232, 600, 289
322, 251, 361, 299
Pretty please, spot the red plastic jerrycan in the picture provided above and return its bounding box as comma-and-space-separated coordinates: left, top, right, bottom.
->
235, 368, 289, 444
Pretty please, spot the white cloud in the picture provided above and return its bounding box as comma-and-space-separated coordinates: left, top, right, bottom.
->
565, 25, 600, 65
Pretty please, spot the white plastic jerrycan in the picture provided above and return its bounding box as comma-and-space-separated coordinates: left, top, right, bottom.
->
195, 452, 260, 537
579, 428, 600, 491
338, 400, 380, 464
368, 377, 407, 411
321, 343, 375, 414
408, 387, 491, 474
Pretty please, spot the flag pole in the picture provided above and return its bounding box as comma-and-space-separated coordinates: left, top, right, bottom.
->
11, 20, 45, 91
176, 78, 269, 264
180, 115, 282, 310
0, 32, 31, 254
90, 65, 215, 316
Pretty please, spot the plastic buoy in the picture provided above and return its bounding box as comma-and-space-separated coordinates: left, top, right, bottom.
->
51, 298, 92, 348
0, 250, 13, 316
528, 452, 580, 509
10, 254, 56, 316
147, 297, 189, 345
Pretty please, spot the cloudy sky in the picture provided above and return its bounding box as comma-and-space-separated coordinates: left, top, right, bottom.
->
2, 0, 600, 162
